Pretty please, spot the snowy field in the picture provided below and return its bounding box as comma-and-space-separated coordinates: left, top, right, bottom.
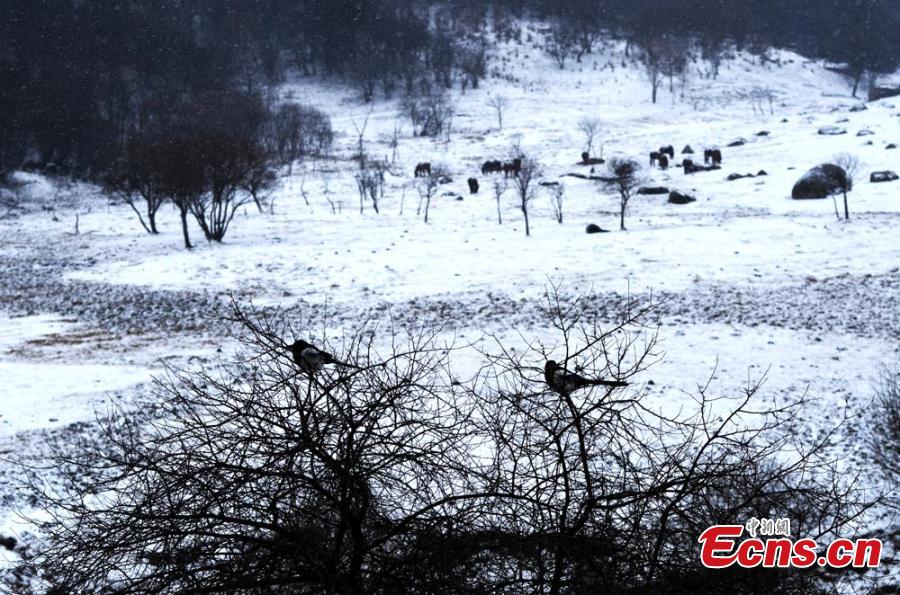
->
1, 31, 900, 579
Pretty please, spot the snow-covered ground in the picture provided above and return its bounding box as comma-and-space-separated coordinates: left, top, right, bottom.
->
1, 29, 899, 582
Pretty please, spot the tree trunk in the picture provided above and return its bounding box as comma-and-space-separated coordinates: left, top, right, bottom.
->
852, 71, 863, 98
180, 209, 192, 249
843, 191, 850, 220
620, 202, 626, 230
522, 205, 530, 236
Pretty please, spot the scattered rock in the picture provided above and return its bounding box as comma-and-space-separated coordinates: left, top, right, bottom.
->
857, 129, 875, 136
0, 536, 16, 551
756, 130, 770, 136
791, 164, 848, 199
818, 126, 847, 136
870, 171, 899, 183
727, 137, 748, 147
837, 118, 850, 123
887, 144, 897, 150
539, 181, 560, 187
681, 145, 694, 154
849, 104, 867, 112
637, 186, 669, 195
727, 173, 752, 181
437, 175, 453, 184
585, 223, 609, 234
668, 191, 697, 205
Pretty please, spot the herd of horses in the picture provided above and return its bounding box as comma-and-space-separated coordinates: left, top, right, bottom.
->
411, 144, 725, 196
650, 145, 723, 174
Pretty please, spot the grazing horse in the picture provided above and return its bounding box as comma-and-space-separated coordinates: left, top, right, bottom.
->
650, 151, 660, 166
659, 145, 675, 159
415, 162, 432, 177
468, 177, 479, 194
482, 160, 502, 175
658, 155, 669, 170
710, 149, 722, 166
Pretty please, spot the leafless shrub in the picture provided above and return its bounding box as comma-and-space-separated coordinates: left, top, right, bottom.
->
15, 293, 874, 594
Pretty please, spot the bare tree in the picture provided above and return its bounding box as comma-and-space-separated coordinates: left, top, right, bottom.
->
467, 289, 872, 594
389, 122, 402, 165
833, 153, 859, 220
17, 293, 873, 593
355, 161, 386, 214
459, 38, 488, 91
577, 117, 602, 157
488, 96, 509, 130
267, 103, 334, 173
548, 182, 565, 223
402, 88, 454, 138
869, 363, 900, 509
605, 158, 642, 231
351, 106, 374, 168
511, 155, 541, 236
636, 34, 691, 104
105, 133, 170, 234
491, 177, 507, 225
416, 164, 447, 223
547, 22, 573, 70
20, 303, 475, 594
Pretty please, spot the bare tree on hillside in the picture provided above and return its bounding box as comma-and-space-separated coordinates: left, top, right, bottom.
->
106, 133, 170, 234
578, 117, 602, 157
605, 158, 642, 231
416, 164, 447, 224
511, 156, 541, 236
491, 177, 507, 225
547, 23, 574, 70
488, 96, 509, 130
833, 153, 859, 221
355, 161, 387, 214
403, 88, 454, 138
459, 39, 488, 91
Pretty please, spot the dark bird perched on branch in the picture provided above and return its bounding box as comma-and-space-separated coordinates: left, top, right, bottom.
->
544, 360, 628, 395
289, 339, 357, 373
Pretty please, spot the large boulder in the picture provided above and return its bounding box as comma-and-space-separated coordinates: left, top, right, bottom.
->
668, 191, 696, 205
637, 186, 669, 195
870, 171, 899, 183
791, 164, 848, 199
585, 223, 609, 234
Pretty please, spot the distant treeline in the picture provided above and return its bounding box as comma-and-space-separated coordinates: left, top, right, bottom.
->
1, 0, 897, 179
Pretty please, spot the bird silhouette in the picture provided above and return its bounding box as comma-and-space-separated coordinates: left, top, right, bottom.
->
289, 339, 354, 373
544, 360, 628, 395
